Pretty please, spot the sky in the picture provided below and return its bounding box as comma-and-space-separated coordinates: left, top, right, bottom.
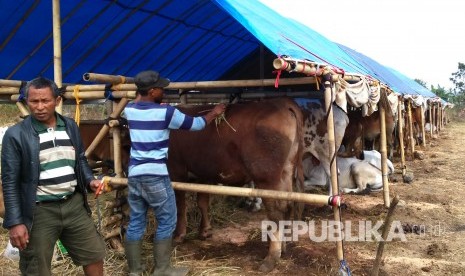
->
260, 0, 464, 90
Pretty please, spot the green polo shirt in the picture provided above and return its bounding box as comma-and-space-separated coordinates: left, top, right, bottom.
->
32, 115, 77, 202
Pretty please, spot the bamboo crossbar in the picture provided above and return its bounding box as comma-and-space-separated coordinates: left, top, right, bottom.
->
83, 72, 134, 84
1, 77, 317, 95
106, 177, 333, 206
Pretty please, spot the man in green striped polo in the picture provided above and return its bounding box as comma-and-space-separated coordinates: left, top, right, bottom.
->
1, 77, 106, 275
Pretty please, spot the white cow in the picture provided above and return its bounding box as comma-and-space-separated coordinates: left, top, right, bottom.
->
303, 150, 394, 194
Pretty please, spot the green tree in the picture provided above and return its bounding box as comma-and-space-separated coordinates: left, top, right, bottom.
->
431, 84, 454, 102
450, 62, 465, 105
414, 78, 428, 88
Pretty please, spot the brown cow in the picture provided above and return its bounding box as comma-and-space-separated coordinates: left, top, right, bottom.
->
340, 107, 396, 160
167, 98, 304, 272
79, 121, 130, 176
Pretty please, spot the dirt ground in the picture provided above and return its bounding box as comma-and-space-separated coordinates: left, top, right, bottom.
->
1, 120, 465, 275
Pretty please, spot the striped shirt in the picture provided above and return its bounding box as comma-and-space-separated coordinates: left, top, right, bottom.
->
124, 102, 207, 176
32, 116, 76, 202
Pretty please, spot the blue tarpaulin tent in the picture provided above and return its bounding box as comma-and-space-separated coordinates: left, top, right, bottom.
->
0, 0, 436, 98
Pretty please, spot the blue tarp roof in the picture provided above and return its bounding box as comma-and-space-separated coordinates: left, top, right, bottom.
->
0, 0, 436, 97
337, 43, 437, 97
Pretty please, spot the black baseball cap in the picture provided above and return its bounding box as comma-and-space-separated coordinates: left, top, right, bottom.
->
134, 70, 170, 90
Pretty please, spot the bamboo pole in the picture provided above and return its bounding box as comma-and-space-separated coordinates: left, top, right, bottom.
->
378, 103, 390, 208
0, 79, 24, 87
85, 98, 129, 158
83, 72, 134, 84
406, 100, 415, 157
439, 103, 443, 131
15, 102, 30, 117
111, 102, 123, 178
397, 99, 406, 177
323, 81, 345, 263
371, 195, 400, 276
105, 178, 336, 206
420, 106, 426, 147
4, 77, 314, 90
432, 104, 437, 134
52, 0, 63, 114
428, 103, 433, 137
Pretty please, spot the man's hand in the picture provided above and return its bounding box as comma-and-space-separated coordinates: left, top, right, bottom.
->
212, 103, 226, 116
90, 179, 103, 194
204, 103, 227, 124
9, 224, 29, 251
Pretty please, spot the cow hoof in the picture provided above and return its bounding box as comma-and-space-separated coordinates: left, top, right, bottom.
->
259, 258, 277, 272
198, 228, 213, 240
173, 234, 186, 244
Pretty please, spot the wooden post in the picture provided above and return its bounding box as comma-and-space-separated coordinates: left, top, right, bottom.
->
371, 195, 400, 276
111, 103, 123, 178
179, 89, 187, 105
406, 100, 415, 157
438, 103, 443, 131
52, 0, 63, 114
378, 103, 390, 208
15, 102, 30, 117
432, 104, 438, 134
428, 103, 433, 137
323, 81, 345, 263
85, 98, 129, 158
420, 105, 426, 147
397, 99, 406, 177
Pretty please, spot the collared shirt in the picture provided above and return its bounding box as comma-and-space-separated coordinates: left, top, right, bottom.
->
32, 115, 77, 202
124, 101, 206, 176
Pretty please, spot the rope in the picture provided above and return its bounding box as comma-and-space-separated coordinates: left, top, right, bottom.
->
274, 69, 282, 88
73, 85, 82, 126
119, 75, 126, 84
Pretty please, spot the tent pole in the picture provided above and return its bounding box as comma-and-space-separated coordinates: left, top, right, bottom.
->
52, 0, 63, 114
420, 105, 426, 147
323, 81, 344, 263
378, 99, 390, 208
428, 103, 433, 137
407, 100, 415, 157
397, 98, 406, 177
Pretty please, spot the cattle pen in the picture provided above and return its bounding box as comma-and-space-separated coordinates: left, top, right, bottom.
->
0, 0, 454, 274
1, 68, 450, 275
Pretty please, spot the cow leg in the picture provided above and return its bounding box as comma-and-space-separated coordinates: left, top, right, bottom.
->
197, 192, 213, 240
174, 190, 187, 243
259, 197, 292, 272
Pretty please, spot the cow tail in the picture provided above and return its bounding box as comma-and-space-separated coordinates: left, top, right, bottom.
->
290, 103, 305, 221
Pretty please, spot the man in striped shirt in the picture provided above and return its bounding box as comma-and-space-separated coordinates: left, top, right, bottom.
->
123, 70, 225, 276
1, 77, 106, 275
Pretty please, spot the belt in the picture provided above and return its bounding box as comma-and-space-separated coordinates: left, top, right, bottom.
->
36, 192, 76, 205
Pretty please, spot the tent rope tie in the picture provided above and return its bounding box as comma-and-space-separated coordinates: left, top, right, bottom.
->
73, 85, 82, 126
119, 75, 126, 84
17, 81, 27, 102
104, 84, 115, 101
273, 69, 282, 88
